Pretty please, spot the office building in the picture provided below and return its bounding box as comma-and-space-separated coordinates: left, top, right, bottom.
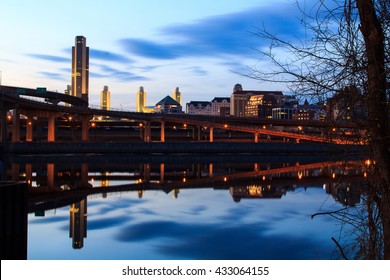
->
211, 97, 230, 116
71, 36, 89, 103
186, 101, 212, 115
172, 87, 182, 105
136, 86, 146, 112
100, 85, 110, 110
230, 83, 284, 117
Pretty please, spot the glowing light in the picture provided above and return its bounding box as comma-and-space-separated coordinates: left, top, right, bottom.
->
183, 124, 187, 128
223, 177, 227, 182
182, 178, 186, 183
364, 172, 367, 178
365, 159, 371, 166
91, 122, 96, 127
298, 170, 303, 180
262, 175, 266, 181
224, 124, 228, 128
139, 123, 143, 127
332, 173, 336, 179
68, 116, 73, 121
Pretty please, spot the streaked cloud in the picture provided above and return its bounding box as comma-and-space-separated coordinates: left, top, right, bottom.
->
119, 5, 303, 61
92, 64, 150, 82
27, 54, 70, 63
90, 49, 134, 63
39, 71, 67, 81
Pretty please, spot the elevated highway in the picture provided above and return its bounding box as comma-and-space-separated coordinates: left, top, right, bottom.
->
1, 85, 365, 145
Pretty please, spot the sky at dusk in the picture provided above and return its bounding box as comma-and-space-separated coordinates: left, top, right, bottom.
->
0, 0, 306, 110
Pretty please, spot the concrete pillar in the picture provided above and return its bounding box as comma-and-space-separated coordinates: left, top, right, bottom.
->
144, 121, 151, 142
25, 164, 32, 187
47, 113, 55, 142
160, 163, 165, 183
11, 163, 19, 181
81, 115, 90, 141
12, 109, 20, 142
26, 117, 33, 142
47, 163, 55, 189
209, 127, 214, 142
81, 163, 90, 188
160, 121, 165, 142
0, 102, 7, 144
254, 133, 259, 143
143, 163, 151, 182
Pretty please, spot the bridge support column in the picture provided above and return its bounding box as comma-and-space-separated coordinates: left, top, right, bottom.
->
47, 113, 56, 142
80, 163, 90, 188
47, 163, 55, 189
12, 109, 20, 142
11, 163, 19, 181
160, 163, 165, 183
25, 163, 32, 187
160, 121, 165, 142
144, 121, 151, 142
254, 133, 259, 143
142, 163, 151, 182
209, 127, 214, 142
81, 115, 92, 141
26, 117, 33, 142
0, 101, 8, 144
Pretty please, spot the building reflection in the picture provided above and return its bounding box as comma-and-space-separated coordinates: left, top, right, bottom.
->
0, 156, 371, 253
69, 199, 87, 249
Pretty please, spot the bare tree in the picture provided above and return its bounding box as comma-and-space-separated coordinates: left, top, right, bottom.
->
248, 0, 389, 258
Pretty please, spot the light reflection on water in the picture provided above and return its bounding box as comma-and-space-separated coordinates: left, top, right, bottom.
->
4, 155, 369, 259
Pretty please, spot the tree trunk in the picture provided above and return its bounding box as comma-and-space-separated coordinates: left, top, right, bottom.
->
356, 0, 390, 259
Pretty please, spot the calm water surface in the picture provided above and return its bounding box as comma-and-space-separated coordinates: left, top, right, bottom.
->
18, 155, 366, 260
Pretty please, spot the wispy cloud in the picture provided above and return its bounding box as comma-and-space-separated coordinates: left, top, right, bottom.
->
27, 54, 70, 63
39, 71, 67, 81
90, 49, 133, 63
92, 64, 150, 82
119, 4, 303, 61
184, 66, 208, 76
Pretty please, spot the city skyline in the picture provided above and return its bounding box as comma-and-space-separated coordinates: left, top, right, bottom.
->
0, 0, 306, 110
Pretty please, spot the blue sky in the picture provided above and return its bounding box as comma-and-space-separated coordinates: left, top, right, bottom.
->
0, 0, 304, 110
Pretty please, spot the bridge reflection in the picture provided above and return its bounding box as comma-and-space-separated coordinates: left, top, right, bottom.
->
0, 154, 371, 258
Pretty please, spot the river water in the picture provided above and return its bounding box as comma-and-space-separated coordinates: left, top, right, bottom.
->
4, 154, 369, 259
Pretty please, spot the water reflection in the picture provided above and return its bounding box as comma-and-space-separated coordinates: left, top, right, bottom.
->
0, 154, 374, 259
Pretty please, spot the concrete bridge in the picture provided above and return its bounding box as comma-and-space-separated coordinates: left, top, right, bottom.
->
1, 85, 364, 146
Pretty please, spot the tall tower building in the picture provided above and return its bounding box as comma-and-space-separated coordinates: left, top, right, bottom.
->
100, 85, 110, 110
136, 86, 146, 112
71, 36, 89, 103
172, 87, 182, 105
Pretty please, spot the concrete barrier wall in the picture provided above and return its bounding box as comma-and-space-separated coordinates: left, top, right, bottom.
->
3, 142, 367, 155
